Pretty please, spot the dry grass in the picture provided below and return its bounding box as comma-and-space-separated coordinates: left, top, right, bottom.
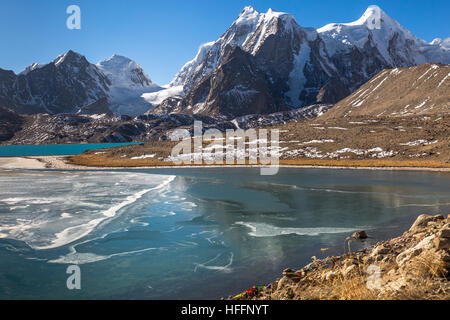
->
68, 153, 450, 169
304, 275, 450, 300
67, 154, 173, 167
268, 250, 450, 300
295, 272, 381, 300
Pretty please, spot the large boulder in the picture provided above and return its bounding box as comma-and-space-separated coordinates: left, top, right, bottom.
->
409, 214, 444, 232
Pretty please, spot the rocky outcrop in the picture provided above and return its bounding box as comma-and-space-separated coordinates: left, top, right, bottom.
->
78, 97, 113, 116
241, 214, 450, 300
229, 104, 332, 130
316, 78, 351, 104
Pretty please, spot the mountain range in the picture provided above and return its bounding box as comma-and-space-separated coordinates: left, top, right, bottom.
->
0, 5, 449, 122
150, 5, 449, 119
0, 51, 160, 117
66, 61, 449, 167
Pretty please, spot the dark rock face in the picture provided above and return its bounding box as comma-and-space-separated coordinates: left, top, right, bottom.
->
153, 48, 281, 119
0, 70, 18, 110
327, 39, 391, 93
78, 97, 113, 116
316, 78, 351, 104
0, 107, 24, 142
177, 47, 291, 119
148, 96, 183, 116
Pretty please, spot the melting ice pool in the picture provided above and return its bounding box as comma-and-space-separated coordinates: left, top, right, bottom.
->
0, 167, 449, 299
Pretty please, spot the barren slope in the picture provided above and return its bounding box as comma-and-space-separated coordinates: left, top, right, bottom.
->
321, 63, 449, 120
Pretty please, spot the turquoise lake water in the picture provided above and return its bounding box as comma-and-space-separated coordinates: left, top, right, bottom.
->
0, 143, 140, 157
0, 167, 449, 299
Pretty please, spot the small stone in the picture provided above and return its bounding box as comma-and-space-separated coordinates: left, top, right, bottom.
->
362, 255, 375, 264
344, 259, 357, 268
372, 244, 390, 255
282, 268, 301, 281
396, 235, 434, 266
286, 288, 295, 299
277, 277, 290, 290
439, 227, 450, 239
374, 254, 384, 262
434, 237, 450, 250
323, 271, 338, 281
283, 268, 294, 275
342, 265, 357, 277
352, 230, 368, 239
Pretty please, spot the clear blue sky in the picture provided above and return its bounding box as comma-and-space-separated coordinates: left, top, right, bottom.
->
0, 0, 449, 84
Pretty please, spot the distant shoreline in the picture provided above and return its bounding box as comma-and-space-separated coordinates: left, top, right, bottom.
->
1, 156, 449, 172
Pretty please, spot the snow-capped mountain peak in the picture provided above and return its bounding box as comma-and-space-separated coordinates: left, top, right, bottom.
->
53, 50, 87, 67
96, 54, 161, 116
2, 50, 162, 116
431, 38, 450, 50
319, 6, 395, 31
19, 63, 45, 75
264, 8, 294, 22
169, 6, 305, 90
236, 6, 260, 24
97, 54, 153, 88
160, 5, 450, 119
347, 5, 387, 26
317, 5, 428, 66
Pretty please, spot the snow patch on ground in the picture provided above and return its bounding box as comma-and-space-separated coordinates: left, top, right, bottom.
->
299, 139, 335, 145
130, 154, 156, 160
284, 147, 396, 159
400, 140, 438, 146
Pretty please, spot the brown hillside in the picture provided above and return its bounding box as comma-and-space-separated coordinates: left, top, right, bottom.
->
321, 63, 449, 120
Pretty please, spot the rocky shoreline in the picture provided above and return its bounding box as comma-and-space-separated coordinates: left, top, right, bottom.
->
231, 214, 450, 300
